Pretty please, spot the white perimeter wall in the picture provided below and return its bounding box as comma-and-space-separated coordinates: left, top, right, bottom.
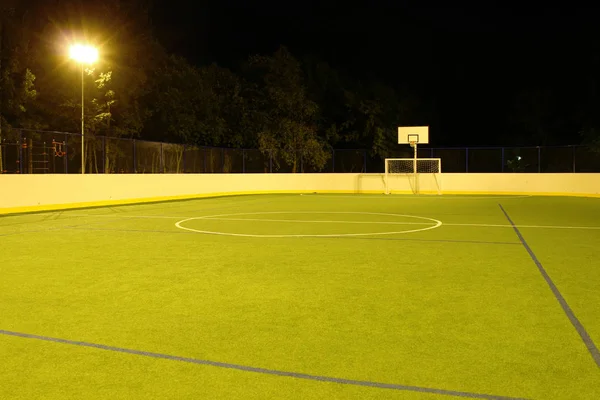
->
1, 173, 599, 211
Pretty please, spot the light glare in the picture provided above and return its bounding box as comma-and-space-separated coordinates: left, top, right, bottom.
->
69, 44, 98, 64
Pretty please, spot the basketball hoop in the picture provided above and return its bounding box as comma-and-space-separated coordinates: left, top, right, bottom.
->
409, 141, 417, 149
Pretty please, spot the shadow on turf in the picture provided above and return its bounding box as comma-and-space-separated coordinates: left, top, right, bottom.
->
0, 195, 272, 229
0, 193, 273, 218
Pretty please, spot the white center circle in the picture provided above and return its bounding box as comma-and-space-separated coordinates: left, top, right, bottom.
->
174, 211, 442, 238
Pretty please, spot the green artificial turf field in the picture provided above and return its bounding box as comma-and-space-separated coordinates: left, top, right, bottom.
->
1, 193, 599, 399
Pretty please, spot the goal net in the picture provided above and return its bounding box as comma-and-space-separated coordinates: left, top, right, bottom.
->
384, 158, 442, 195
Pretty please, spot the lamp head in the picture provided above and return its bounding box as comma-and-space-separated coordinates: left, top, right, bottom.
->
69, 44, 98, 64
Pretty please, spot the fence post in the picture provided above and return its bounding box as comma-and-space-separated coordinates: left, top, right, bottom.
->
537, 146, 541, 173
160, 142, 165, 173
27, 137, 33, 174
18, 130, 23, 174
222, 147, 225, 173
332, 149, 335, 172
203, 147, 207, 173
300, 155, 303, 173
182, 145, 185, 173
465, 147, 469, 173
242, 149, 245, 173
269, 150, 273, 173
430, 148, 434, 158
102, 136, 106, 173
572, 145, 576, 173
363, 150, 367, 172
64, 133, 68, 173
501, 147, 505, 172
133, 139, 137, 173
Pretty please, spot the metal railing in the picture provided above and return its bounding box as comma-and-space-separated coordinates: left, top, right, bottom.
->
1, 129, 599, 174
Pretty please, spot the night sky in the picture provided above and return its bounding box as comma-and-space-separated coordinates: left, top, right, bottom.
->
152, 1, 600, 146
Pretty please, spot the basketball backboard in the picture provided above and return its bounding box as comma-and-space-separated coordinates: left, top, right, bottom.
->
398, 126, 429, 144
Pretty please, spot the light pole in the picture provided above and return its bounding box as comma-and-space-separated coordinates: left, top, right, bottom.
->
69, 44, 98, 174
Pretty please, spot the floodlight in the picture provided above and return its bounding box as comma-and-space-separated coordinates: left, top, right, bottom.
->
69, 44, 98, 64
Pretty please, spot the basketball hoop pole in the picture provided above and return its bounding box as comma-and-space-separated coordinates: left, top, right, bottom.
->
398, 126, 429, 175
394, 127, 434, 195
412, 142, 417, 174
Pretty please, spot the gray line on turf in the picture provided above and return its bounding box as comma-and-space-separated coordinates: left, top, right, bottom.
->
0, 217, 127, 238
0, 228, 56, 237
63, 214, 600, 230
0, 329, 526, 400
0, 212, 70, 228
0, 211, 117, 229
498, 204, 600, 369
326, 236, 521, 246
62, 226, 521, 246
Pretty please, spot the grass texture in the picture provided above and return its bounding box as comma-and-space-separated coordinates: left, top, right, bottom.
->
1, 193, 599, 399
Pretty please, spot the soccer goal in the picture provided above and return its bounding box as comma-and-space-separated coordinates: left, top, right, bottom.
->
385, 158, 442, 195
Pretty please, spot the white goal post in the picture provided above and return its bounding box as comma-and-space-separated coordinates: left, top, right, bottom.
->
384, 158, 442, 195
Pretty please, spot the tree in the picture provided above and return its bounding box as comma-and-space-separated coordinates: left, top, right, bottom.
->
156, 62, 250, 148
0, 1, 38, 172
197, 64, 251, 148
340, 80, 416, 159
88, 71, 118, 172
143, 55, 206, 144
303, 55, 422, 160
0, 2, 38, 129
245, 47, 329, 172
303, 57, 349, 146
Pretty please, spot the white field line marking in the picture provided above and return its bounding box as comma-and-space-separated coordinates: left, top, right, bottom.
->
175, 212, 442, 238
200, 217, 433, 226
68, 213, 600, 230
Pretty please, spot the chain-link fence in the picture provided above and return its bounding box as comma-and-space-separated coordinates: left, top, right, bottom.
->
1, 129, 599, 174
